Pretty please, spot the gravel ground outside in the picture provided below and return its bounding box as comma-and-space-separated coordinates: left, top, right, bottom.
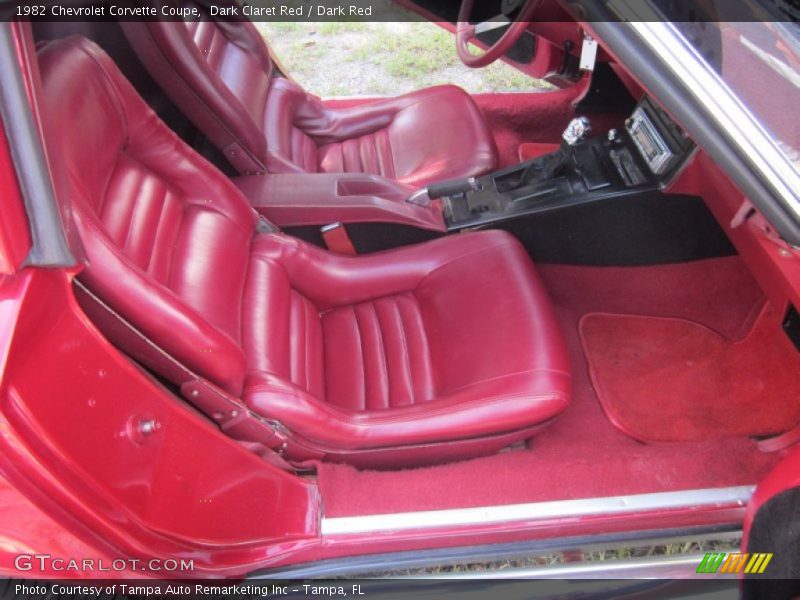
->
257, 20, 554, 97
373, 537, 742, 576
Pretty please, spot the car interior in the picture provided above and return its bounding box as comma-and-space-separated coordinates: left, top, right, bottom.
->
16, 1, 800, 532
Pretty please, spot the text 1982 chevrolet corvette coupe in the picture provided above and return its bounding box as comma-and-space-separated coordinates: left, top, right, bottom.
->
0, 0, 799, 591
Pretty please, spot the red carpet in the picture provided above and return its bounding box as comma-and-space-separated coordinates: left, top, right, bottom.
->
318, 257, 782, 517
471, 90, 580, 167
472, 90, 625, 167
518, 142, 560, 162
580, 305, 800, 442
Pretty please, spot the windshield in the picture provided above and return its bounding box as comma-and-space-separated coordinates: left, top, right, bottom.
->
678, 20, 800, 173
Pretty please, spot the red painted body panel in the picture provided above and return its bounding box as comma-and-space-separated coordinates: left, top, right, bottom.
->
667, 151, 800, 313
0, 126, 32, 274
0, 474, 136, 579
0, 268, 320, 576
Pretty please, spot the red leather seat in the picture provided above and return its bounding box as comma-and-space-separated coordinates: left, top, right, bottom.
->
38, 37, 570, 467
121, 19, 498, 186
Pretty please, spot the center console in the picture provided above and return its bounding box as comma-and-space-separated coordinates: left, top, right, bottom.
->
233, 96, 696, 258
442, 96, 694, 232
233, 172, 446, 233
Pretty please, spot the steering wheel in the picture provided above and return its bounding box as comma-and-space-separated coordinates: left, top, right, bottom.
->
456, 0, 542, 68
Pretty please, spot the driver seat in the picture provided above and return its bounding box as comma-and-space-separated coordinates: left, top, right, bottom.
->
121, 17, 498, 186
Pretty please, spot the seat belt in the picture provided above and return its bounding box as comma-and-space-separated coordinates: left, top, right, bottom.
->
757, 424, 800, 453
72, 279, 297, 471
321, 222, 357, 255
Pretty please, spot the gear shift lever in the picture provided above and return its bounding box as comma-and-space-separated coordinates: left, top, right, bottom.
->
561, 116, 592, 146
517, 117, 593, 186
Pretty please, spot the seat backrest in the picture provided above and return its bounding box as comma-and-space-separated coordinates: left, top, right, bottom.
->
38, 36, 257, 395
121, 9, 276, 174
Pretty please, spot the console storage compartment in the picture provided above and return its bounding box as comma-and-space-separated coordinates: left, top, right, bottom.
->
233, 173, 445, 232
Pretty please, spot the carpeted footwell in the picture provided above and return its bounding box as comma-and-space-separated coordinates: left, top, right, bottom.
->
318, 257, 783, 517
580, 305, 800, 442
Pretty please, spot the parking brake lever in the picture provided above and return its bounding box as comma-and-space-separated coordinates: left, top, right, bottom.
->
407, 177, 481, 207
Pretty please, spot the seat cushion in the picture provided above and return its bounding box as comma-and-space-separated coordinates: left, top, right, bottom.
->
320, 292, 435, 411
265, 80, 498, 187
314, 86, 499, 187
242, 230, 570, 463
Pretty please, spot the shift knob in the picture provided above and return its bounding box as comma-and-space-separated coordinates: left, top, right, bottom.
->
562, 116, 592, 146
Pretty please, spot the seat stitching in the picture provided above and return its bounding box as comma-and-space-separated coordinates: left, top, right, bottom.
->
407, 291, 436, 398
369, 300, 390, 409
358, 134, 369, 174
303, 295, 315, 396
164, 203, 186, 291
290, 292, 305, 390
351, 304, 367, 411
78, 213, 242, 349
378, 128, 395, 179
116, 170, 142, 256
143, 186, 169, 275
392, 296, 415, 405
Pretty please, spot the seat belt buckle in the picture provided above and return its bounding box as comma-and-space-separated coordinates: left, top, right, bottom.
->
321, 222, 357, 255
